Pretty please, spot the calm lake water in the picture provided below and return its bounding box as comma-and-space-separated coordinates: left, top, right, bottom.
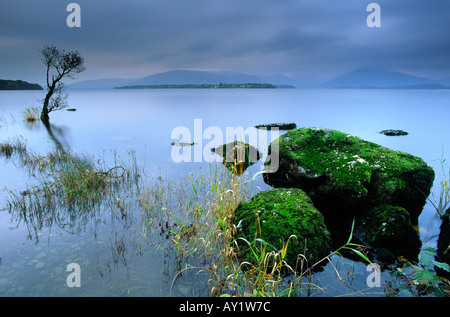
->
0, 88, 449, 296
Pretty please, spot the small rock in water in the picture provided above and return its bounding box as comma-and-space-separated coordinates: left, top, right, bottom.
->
254, 122, 297, 130
170, 141, 196, 146
379, 129, 408, 136
211, 141, 261, 175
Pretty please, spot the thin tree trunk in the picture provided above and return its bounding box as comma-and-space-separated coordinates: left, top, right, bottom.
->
41, 86, 54, 124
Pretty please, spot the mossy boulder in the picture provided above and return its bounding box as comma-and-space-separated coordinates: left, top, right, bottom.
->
211, 141, 261, 175
263, 127, 434, 224
233, 188, 332, 267
357, 205, 421, 261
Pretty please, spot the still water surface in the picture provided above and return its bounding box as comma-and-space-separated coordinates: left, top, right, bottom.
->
0, 88, 449, 296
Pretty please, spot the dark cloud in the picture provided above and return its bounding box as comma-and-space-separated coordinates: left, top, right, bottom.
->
1, 0, 449, 84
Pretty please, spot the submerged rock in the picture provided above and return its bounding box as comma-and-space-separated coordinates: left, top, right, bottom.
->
233, 188, 332, 268
211, 141, 261, 175
263, 127, 434, 224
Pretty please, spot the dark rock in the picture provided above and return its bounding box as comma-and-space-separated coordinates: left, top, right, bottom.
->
254, 122, 297, 130
379, 129, 408, 136
437, 208, 450, 277
211, 141, 261, 175
171, 141, 196, 146
373, 248, 397, 264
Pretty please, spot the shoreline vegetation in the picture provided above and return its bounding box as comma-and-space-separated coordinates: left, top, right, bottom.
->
114, 83, 295, 89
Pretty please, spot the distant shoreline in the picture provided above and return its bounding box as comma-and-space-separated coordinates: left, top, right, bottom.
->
114, 83, 295, 89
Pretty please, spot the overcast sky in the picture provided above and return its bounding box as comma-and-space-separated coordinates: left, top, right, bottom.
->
1, 0, 449, 85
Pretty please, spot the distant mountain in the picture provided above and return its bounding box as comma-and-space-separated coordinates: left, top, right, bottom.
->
68, 77, 136, 89
69, 70, 300, 89
129, 70, 258, 86
319, 67, 445, 89
69, 68, 449, 90
0, 79, 43, 90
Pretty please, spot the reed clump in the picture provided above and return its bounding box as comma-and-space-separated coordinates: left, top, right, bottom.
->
0, 137, 27, 158
23, 107, 40, 123
6, 147, 140, 218
160, 164, 306, 296
0, 143, 14, 157
159, 163, 374, 297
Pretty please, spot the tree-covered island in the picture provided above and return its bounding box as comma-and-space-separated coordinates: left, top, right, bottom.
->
0, 79, 43, 90
114, 83, 293, 89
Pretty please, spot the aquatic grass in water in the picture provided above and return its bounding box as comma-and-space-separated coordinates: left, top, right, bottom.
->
0, 136, 27, 159
51, 155, 127, 205
0, 143, 14, 157
22, 107, 40, 123
6, 148, 141, 239
429, 158, 450, 218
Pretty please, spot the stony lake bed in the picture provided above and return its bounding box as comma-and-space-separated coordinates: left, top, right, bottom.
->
1, 88, 450, 297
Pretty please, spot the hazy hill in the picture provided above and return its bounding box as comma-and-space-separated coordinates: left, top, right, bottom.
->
130, 70, 261, 86
69, 70, 299, 89
68, 77, 136, 89
68, 68, 449, 90
319, 67, 443, 89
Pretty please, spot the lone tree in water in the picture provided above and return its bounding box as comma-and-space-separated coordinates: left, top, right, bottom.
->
40, 45, 85, 123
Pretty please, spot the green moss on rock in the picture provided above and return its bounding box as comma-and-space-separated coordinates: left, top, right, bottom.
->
358, 205, 421, 261
264, 127, 434, 224
233, 188, 332, 267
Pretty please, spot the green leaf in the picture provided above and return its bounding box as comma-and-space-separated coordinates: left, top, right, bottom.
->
418, 253, 432, 267
390, 270, 399, 278
398, 285, 414, 297
422, 247, 437, 256
189, 177, 197, 195
432, 286, 446, 297
343, 246, 372, 264
413, 269, 441, 285
346, 218, 356, 245
431, 260, 450, 272
255, 238, 268, 245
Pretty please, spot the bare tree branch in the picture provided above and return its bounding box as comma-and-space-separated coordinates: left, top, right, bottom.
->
40, 45, 85, 124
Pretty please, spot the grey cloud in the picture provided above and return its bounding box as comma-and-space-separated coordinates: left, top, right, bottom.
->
1, 0, 449, 83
